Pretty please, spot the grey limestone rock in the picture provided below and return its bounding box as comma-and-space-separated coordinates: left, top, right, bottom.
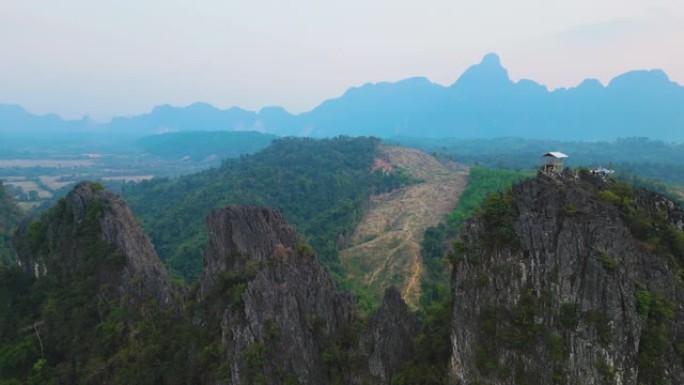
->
15, 181, 177, 310
362, 286, 420, 385
449, 172, 684, 385
198, 205, 353, 385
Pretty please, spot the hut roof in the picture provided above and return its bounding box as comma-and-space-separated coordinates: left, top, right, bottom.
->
541, 152, 568, 159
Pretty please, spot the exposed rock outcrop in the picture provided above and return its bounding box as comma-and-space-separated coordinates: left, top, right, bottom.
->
6, 182, 183, 384
198, 205, 354, 385
360, 286, 420, 385
449, 172, 684, 384
6, 182, 433, 384
635, 188, 684, 230
199, 205, 301, 298
15, 181, 176, 310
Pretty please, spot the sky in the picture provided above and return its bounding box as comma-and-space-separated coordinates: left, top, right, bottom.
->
1, 0, 683, 121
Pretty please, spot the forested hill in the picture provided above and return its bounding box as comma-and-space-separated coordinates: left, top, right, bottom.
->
136, 130, 276, 161
121, 136, 412, 281
0, 182, 21, 265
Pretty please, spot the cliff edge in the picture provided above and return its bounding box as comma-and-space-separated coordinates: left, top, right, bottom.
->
198, 205, 354, 384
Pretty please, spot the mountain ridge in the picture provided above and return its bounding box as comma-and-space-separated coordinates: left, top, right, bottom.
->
2, 53, 682, 140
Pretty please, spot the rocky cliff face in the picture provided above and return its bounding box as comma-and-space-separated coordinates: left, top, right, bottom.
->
359, 286, 420, 385
199, 205, 301, 298
198, 205, 354, 385
15, 181, 176, 310
197, 205, 424, 385
449, 172, 684, 385
6, 182, 183, 384
5, 183, 425, 384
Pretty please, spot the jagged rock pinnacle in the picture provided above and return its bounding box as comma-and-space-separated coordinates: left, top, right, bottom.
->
16, 181, 177, 310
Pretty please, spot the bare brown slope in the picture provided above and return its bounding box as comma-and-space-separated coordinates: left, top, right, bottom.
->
340, 146, 468, 308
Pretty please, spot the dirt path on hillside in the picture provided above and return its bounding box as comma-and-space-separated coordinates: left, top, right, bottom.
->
340, 146, 468, 308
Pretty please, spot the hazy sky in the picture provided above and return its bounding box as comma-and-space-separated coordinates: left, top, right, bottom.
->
1, 0, 682, 121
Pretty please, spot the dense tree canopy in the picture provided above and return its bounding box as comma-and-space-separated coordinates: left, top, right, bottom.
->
0, 182, 21, 265
121, 136, 396, 281
392, 137, 684, 185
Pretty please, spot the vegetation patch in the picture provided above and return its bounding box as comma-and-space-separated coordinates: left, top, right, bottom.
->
635, 290, 674, 384
1, 191, 196, 384
391, 294, 452, 385
675, 342, 684, 361
369, 167, 422, 194
545, 333, 564, 363
295, 242, 315, 258
559, 303, 579, 328
594, 359, 616, 384
560, 204, 580, 217
583, 309, 612, 346
635, 288, 653, 319
471, 288, 561, 383
596, 252, 617, 272
243, 342, 269, 385
0, 182, 22, 265
446, 168, 530, 234
479, 191, 521, 252
600, 179, 684, 289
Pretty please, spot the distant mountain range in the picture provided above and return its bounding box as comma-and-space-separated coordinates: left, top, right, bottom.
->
2, 54, 683, 141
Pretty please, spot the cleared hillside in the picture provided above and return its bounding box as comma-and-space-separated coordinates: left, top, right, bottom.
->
340, 146, 468, 308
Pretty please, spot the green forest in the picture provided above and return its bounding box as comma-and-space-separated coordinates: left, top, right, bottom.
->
392, 136, 684, 185
0, 192, 201, 384
0, 182, 21, 265
120, 136, 414, 281
136, 131, 276, 161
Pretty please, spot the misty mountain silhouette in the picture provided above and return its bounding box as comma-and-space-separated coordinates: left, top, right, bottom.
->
2, 54, 683, 140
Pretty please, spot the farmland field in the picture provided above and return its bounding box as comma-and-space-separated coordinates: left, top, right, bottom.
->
4, 180, 52, 198
0, 153, 222, 213
101, 175, 154, 182
39, 175, 75, 190
0, 159, 94, 168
